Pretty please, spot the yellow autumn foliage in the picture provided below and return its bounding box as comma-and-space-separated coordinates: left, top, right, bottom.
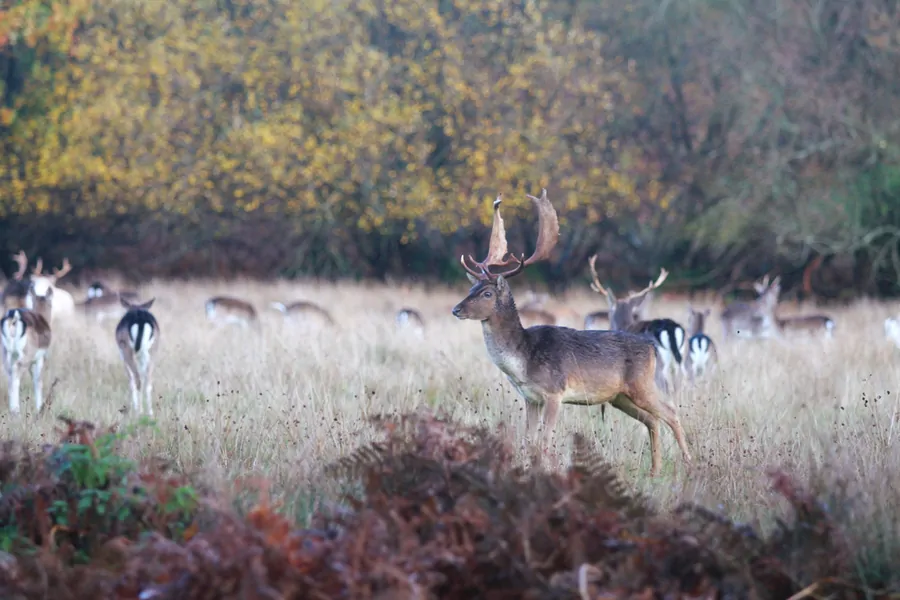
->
0, 0, 668, 238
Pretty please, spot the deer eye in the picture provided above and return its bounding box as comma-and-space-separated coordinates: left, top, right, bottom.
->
483, 291, 493, 298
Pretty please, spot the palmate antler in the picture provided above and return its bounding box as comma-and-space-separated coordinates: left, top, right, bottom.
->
588, 254, 668, 302
460, 189, 560, 281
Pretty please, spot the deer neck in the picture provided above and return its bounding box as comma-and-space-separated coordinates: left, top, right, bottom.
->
481, 297, 529, 382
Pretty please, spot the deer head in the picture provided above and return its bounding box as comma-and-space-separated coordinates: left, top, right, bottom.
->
588, 255, 669, 330
452, 189, 559, 322
30, 257, 72, 297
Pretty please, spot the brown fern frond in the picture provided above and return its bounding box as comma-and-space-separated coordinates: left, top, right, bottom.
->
568, 433, 652, 519
323, 442, 388, 481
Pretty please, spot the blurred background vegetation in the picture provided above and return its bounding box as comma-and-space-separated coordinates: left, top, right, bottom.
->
1, 0, 899, 297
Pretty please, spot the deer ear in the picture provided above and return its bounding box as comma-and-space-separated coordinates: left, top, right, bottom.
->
495, 275, 509, 293
465, 272, 479, 285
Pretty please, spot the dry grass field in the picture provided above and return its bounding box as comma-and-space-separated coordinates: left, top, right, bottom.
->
3, 277, 900, 533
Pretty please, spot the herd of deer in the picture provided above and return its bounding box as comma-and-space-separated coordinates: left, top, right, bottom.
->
1, 189, 898, 476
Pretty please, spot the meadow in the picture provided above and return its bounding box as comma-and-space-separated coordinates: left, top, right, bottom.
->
2, 277, 899, 534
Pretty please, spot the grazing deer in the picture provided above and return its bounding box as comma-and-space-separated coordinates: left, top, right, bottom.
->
115, 297, 159, 416
205, 296, 258, 328
86, 281, 138, 302
2, 251, 31, 311
1, 285, 53, 415
270, 300, 335, 327
587, 257, 686, 394
395, 308, 425, 337
720, 275, 782, 340
683, 307, 718, 382
885, 317, 900, 349
451, 189, 691, 476
28, 258, 75, 321
775, 315, 836, 338
80, 282, 140, 323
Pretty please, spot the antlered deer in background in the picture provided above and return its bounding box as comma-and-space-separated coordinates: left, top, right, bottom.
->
28, 258, 75, 321
587, 257, 686, 394
720, 275, 782, 340
451, 189, 691, 476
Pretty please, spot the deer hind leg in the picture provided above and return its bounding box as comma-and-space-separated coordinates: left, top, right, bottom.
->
627, 369, 693, 473
7, 360, 22, 416
140, 358, 153, 417
120, 348, 142, 414
31, 350, 46, 414
611, 395, 662, 476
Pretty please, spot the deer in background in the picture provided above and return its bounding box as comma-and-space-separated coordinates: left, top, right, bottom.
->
80, 281, 141, 323
683, 307, 718, 382
2, 251, 31, 311
116, 297, 159, 416
395, 308, 425, 337
776, 314, 836, 338
206, 296, 259, 328
270, 300, 335, 327
451, 189, 691, 476
720, 275, 781, 340
587, 257, 687, 394
1, 284, 53, 415
28, 258, 75, 321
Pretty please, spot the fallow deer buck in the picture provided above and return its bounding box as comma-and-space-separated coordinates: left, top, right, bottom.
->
451, 189, 691, 476
115, 297, 159, 416
1, 285, 53, 415
683, 307, 718, 382
720, 275, 782, 340
28, 258, 75, 321
587, 257, 687, 395
2, 251, 31, 311
395, 308, 425, 337
205, 296, 259, 328
270, 300, 335, 327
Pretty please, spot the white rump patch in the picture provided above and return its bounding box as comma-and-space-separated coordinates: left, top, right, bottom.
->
1, 312, 27, 357
674, 326, 685, 351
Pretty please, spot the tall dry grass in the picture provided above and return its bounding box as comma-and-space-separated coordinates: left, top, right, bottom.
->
2, 278, 900, 534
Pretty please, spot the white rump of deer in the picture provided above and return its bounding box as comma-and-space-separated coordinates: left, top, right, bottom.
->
28, 257, 75, 322
451, 189, 691, 476
683, 307, 718, 382
115, 297, 159, 416
1, 284, 53, 415
270, 300, 335, 328
587, 257, 687, 395
205, 296, 259, 328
